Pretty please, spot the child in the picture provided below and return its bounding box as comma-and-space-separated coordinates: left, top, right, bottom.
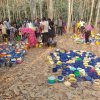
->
47, 38, 57, 47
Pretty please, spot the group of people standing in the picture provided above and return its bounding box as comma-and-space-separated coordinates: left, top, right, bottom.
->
0, 17, 66, 47
72, 19, 93, 43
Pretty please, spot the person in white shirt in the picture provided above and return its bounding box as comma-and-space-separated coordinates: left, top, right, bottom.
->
26, 20, 36, 31
80, 19, 85, 34
40, 17, 49, 46
80, 20, 85, 27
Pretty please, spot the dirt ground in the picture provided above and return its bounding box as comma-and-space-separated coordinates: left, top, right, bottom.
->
0, 33, 100, 100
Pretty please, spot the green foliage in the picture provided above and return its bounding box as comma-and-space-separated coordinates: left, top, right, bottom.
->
0, 0, 99, 25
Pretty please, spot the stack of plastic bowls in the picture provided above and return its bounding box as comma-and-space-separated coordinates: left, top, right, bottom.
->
48, 49, 100, 85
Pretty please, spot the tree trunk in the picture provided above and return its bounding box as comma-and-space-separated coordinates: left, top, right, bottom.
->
24, 9, 27, 18
18, 10, 21, 20
30, 0, 36, 20
71, 0, 73, 21
67, 0, 71, 33
39, 0, 43, 19
95, 0, 100, 28
48, 0, 54, 20
89, 0, 95, 24
33, 0, 37, 19
7, 0, 11, 22
79, 0, 83, 19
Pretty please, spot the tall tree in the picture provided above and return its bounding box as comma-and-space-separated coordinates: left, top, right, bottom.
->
71, 0, 73, 21
48, 0, 54, 20
29, 0, 36, 20
95, 0, 100, 28
7, 0, 11, 22
0, 0, 99, 31
89, 0, 95, 24
67, 0, 71, 33
39, 0, 43, 19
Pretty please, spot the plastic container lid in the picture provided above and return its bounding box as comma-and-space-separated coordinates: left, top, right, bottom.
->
69, 74, 75, 78
64, 81, 71, 87
74, 70, 80, 77
76, 58, 82, 61
69, 77, 77, 83
48, 49, 100, 84
85, 76, 92, 81
52, 68, 57, 73
48, 76, 56, 84
57, 61, 62, 65
70, 67, 76, 71
57, 76, 64, 82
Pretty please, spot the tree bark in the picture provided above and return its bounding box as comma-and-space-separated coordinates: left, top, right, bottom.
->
29, 0, 36, 20
7, 0, 11, 22
71, 0, 73, 21
89, 0, 95, 24
67, 0, 71, 33
48, 0, 54, 20
95, 0, 100, 28
39, 0, 43, 19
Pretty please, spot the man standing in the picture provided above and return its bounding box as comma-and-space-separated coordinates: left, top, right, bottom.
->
40, 17, 49, 46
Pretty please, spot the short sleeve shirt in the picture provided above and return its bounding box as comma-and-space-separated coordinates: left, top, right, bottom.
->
40, 21, 49, 33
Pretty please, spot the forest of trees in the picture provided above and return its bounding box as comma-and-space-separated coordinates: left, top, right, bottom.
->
0, 0, 100, 32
